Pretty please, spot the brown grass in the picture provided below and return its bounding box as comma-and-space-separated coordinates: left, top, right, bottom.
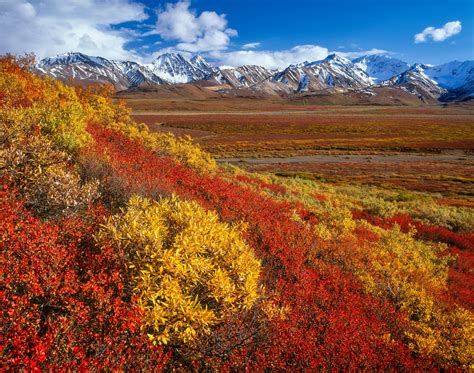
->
132, 109, 474, 157
128, 101, 473, 197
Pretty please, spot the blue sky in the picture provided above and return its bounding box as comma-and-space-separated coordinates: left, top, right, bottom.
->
1, 0, 473, 67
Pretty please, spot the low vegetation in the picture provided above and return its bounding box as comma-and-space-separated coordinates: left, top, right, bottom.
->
133, 110, 474, 157
1, 55, 473, 370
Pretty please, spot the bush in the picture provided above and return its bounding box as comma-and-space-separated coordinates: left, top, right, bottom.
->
1, 123, 98, 219
1, 184, 170, 370
0, 57, 91, 152
96, 195, 262, 345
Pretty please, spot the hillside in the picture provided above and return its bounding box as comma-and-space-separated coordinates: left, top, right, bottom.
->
1, 56, 473, 370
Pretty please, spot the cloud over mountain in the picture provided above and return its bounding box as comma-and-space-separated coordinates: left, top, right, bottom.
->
153, 1, 237, 52
0, 0, 147, 60
213, 45, 329, 70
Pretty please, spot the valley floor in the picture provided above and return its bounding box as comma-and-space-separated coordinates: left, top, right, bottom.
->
130, 103, 474, 201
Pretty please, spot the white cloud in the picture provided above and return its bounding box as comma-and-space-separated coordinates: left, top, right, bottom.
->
210, 46, 391, 70
336, 48, 389, 59
212, 45, 329, 70
414, 21, 462, 43
242, 42, 261, 49
0, 0, 147, 59
154, 1, 237, 52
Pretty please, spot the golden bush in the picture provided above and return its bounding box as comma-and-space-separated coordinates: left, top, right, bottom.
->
96, 195, 261, 345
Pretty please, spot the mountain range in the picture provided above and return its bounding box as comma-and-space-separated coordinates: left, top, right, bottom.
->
35, 52, 474, 102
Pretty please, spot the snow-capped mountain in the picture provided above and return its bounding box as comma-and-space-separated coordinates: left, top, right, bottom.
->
36, 51, 474, 102
352, 55, 410, 83
148, 53, 218, 84
423, 60, 474, 89
36, 52, 166, 90
381, 61, 474, 101
272, 54, 372, 93
382, 64, 445, 100
219, 65, 274, 88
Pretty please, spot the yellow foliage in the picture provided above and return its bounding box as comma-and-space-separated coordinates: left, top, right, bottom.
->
150, 133, 217, 173
407, 306, 474, 369
312, 214, 472, 369
1, 56, 91, 151
108, 120, 217, 173
96, 195, 261, 345
313, 199, 357, 241
1, 55, 216, 173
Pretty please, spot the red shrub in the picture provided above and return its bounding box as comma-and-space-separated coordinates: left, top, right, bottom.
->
1, 181, 170, 370
235, 174, 287, 195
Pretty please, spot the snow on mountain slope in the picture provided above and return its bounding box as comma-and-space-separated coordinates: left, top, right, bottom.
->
111, 61, 166, 87
148, 53, 217, 84
39, 52, 115, 69
440, 79, 474, 102
37, 52, 130, 90
424, 60, 474, 89
36, 52, 166, 90
382, 64, 445, 100
219, 65, 274, 88
272, 54, 372, 93
352, 55, 410, 82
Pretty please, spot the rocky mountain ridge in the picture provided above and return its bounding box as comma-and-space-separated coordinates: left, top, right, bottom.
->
36, 52, 474, 102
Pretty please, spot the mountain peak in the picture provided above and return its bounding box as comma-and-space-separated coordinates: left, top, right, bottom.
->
150, 52, 215, 84
353, 54, 410, 82
154, 52, 188, 63
39, 52, 104, 67
303, 54, 351, 68
323, 54, 351, 64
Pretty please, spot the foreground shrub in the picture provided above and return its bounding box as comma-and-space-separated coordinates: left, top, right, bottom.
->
96, 195, 262, 345
1, 183, 170, 370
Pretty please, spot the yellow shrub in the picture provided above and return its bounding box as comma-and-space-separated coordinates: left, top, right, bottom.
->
312, 216, 472, 369
1, 59, 92, 151
117, 123, 217, 173
313, 199, 357, 241
96, 195, 261, 345
150, 133, 217, 173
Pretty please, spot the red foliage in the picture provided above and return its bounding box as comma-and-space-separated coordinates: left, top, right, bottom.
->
86, 124, 428, 369
235, 174, 287, 195
352, 211, 474, 251
447, 248, 474, 310
312, 192, 328, 201
1, 180, 170, 370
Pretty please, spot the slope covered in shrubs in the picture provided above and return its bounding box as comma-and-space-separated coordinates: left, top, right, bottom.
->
1, 55, 473, 370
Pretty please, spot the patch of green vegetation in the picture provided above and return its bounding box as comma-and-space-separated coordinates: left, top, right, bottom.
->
446, 176, 474, 184
274, 172, 336, 183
